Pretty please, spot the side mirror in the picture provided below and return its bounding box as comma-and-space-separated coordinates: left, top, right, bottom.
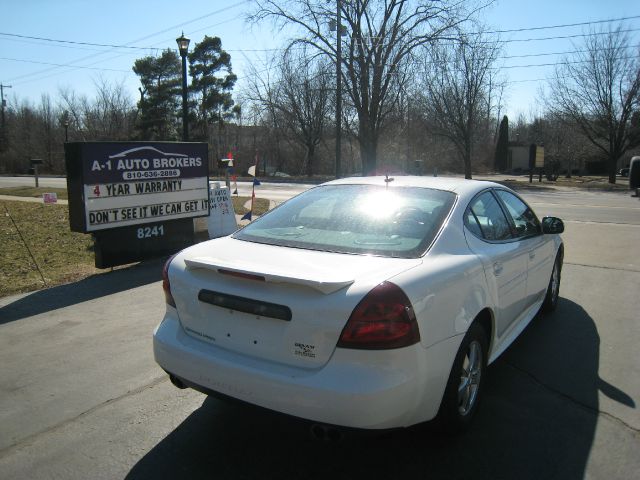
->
542, 216, 564, 234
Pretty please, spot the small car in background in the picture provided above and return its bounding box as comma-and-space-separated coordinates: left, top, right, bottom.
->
154, 177, 564, 432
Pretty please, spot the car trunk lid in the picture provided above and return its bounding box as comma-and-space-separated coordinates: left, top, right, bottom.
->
170, 237, 421, 369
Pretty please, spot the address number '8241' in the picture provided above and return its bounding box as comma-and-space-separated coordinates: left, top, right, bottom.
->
137, 225, 165, 239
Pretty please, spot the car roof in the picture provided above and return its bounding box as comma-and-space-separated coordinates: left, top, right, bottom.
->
322, 175, 503, 197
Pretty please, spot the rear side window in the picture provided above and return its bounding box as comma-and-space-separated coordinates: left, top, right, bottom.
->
495, 190, 542, 238
465, 191, 512, 241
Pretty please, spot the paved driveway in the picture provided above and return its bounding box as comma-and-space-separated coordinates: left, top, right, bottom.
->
0, 188, 638, 479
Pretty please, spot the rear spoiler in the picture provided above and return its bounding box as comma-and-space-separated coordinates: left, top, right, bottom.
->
184, 257, 354, 294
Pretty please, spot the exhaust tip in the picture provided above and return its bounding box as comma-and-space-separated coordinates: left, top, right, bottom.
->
169, 374, 187, 389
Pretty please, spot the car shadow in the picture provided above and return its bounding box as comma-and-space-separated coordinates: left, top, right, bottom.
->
126, 298, 629, 480
0, 258, 164, 325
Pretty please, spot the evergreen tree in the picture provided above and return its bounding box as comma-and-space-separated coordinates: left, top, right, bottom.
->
188, 36, 238, 142
495, 115, 509, 171
133, 49, 181, 140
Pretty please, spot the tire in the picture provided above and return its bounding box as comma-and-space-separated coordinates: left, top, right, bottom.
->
435, 322, 488, 433
541, 252, 562, 313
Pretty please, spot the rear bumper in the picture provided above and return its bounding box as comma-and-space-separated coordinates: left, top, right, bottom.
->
153, 309, 460, 429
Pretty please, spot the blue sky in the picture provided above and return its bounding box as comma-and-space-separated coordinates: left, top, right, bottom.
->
1, 0, 639, 121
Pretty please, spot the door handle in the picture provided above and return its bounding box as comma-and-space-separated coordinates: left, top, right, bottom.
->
529, 250, 536, 260
493, 262, 503, 276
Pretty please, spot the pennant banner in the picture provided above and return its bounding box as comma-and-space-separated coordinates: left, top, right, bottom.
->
242, 151, 261, 222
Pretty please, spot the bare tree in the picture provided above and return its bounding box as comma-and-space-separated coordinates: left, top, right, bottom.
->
59, 79, 135, 142
38, 94, 57, 171
2, 99, 38, 173
247, 49, 333, 176
279, 53, 333, 176
546, 25, 640, 183
58, 88, 86, 141
418, 28, 503, 178
0, 80, 136, 174
91, 78, 136, 140
251, 0, 476, 175
243, 59, 289, 173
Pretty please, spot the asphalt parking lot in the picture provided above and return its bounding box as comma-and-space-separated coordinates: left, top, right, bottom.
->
0, 186, 639, 479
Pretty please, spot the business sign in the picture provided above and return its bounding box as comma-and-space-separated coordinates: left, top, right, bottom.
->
93, 218, 195, 269
43, 192, 58, 204
65, 142, 209, 233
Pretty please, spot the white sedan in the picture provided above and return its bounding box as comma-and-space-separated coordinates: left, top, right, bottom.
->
153, 176, 564, 432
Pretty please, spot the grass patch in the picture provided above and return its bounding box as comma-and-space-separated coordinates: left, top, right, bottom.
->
232, 196, 270, 216
1, 200, 97, 297
551, 176, 629, 190
0, 186, 69, 200
1, 195, 274, 297
497, 176, 629, 192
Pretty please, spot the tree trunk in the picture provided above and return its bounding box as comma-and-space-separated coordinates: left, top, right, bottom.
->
608, 153, 618, 184
306, 144, 315, 177
464, 143, 473, 179
359, 126, 378, 176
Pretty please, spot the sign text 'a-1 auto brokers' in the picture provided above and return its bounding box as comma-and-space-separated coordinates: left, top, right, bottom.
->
65, 142, 209, 268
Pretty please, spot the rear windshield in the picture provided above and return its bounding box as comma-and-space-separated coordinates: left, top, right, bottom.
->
233, 184, 456, 258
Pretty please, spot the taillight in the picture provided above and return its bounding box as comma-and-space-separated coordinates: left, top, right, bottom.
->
337, 282, 420, 350
162, 254, 177, 308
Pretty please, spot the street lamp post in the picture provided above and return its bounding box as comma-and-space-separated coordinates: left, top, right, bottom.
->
63, 110, 69, 142
176, 32, 190, 142
1, 84, 11, 150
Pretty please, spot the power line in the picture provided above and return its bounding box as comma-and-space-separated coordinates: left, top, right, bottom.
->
4, 1, 251, 84
3, 8, 640, 92
0, 56, 132, 73
501, 44, 640, 60
487, 14, 640, 34
501, 55, 638, 70
500, 27, 640, 44
118, 0, 251, 46
0, 36, 135, 54
7, 37, 634, 87
71, 14, 246, 77
2, 9, 637, 55
0, 32, 160, 50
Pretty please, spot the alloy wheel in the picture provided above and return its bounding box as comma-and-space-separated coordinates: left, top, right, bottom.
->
458, 340, 483, 416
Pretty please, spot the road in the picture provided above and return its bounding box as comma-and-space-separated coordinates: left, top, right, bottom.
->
1, 180, 639, 479
2, 174, 636, 223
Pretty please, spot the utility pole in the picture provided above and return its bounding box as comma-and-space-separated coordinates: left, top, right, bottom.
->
335, 0, 342, 179
1, 84, 12, 151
